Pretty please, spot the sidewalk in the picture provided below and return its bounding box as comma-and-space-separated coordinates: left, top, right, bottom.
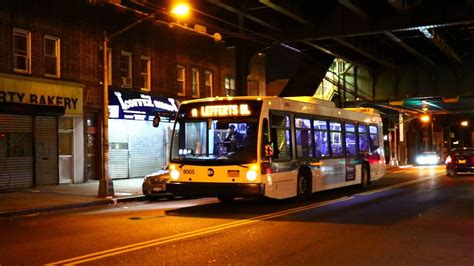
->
0, 178, 146, 218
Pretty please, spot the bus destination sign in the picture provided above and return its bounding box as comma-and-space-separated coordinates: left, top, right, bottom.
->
191, 104, 251, 118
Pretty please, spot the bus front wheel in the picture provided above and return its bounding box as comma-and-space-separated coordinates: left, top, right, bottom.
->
217, 195, 235, 203
296, 174, 311, 201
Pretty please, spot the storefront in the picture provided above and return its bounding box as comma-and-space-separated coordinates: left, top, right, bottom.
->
0, 74, 84, 190
108, 89, 178, 179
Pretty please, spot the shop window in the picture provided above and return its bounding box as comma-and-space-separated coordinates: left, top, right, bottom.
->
345, 123, 357, 156
205, 70, 213, 97
139, 56, 151, 91
120, 51, 132, 88
191, 68, 200, 98
314, 120, 329, 157
270, 114, 291, 160
225, 77, 235, 96
44, 35, 60, 77
0, 132, 32, 157
358, 124, 369, 152
330, 121, 343, 156
13, 28, 31, 74
295, 117, 313, 158
369, 125, 380, 152
177, 65, 185, 96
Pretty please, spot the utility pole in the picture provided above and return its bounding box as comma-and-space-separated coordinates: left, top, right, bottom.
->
99, 37, 113, 197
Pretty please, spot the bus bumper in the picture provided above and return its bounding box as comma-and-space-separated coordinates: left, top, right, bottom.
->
167, 182, 265, 197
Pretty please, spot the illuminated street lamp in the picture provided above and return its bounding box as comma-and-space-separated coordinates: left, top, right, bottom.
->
420, 114, 430, 123
461, 121, 469, 127
171, 2, 190, 19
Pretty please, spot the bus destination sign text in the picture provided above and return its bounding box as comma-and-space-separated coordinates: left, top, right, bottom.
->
191, 104, 251, 117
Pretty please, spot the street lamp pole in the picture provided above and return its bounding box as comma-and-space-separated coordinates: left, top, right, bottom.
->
98, 12, 159, 197
98, 4, 220, 197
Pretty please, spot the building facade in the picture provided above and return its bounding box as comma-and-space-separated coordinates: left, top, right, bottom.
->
0, 0, 266, 190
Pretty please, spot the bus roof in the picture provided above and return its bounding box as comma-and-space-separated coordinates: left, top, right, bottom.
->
179, 96, 381, 122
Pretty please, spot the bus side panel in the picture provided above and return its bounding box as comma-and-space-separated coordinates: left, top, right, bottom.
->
264, 168, 298, 199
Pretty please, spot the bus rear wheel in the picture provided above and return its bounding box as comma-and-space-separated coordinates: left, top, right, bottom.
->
360, 164, 370, 188
217, 195, 235, 203
296, 174, 311, 201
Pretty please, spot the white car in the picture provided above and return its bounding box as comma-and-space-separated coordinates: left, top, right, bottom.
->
416, 151, 440, 165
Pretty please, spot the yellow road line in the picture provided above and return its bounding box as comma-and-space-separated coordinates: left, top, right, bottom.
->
46, 196, 353, 265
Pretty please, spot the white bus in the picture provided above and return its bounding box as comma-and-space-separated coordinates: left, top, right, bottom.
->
165, 96, 385, 202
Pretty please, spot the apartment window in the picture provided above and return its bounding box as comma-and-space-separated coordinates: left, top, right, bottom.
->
205, 70, 213, 97
44, 35, 60, 77
13, 28, 31, 73
139, 56, 151, 91
191, 68, 200, 98
120, 51, 132, 88
177, 65, 185, 96
225, 77, 235, 96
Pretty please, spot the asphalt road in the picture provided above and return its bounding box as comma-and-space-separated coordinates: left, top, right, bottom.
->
0, 165, 473, 265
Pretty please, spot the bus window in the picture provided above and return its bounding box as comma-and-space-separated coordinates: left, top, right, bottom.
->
369, 125, 379, 151
185, 122, 208, 155
345, 123, 357, 156
261, 118, 269, 159
295, 118, 313, 158
358, 124, 369, 152
330, 121, 343, 156
314, 120, 329, 157
270, 114, 291, 160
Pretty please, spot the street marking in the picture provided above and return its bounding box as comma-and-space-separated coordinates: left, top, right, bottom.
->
46, 196, 353, 265
47, 172, 442, 265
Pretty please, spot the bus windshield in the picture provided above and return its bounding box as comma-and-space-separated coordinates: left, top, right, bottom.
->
170, 118, 259, 165
170, 100, 262, 165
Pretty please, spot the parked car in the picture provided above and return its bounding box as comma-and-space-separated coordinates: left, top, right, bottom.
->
142, 170, 173, 199
445, 148, 474, 176
415, 151, 440, 165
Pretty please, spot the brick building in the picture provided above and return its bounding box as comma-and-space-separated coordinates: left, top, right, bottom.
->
0, 0, 265, 190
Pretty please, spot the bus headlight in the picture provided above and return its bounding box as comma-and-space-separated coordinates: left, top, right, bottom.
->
170, 169, 180, 180
246, 164, 258, 181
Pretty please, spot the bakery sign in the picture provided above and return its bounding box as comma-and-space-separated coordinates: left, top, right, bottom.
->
0, 74, 83, 115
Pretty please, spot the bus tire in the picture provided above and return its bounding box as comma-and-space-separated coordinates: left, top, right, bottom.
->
217, 195, 235, 203
296, 173, 311, 201
360, 164, 370, 188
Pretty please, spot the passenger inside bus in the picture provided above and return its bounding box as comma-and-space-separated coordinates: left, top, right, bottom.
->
224, 124, 244, 151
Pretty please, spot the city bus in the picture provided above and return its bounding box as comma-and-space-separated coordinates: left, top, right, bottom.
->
165, 96, 385, 203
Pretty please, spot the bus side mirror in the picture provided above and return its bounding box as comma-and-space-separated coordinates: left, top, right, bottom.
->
152, 115, 160, 128
264, 142, 274, 159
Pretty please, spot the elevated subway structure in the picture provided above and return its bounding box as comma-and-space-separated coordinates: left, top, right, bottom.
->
99, 0, 474, 165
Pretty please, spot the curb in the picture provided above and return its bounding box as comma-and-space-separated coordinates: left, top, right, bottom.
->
0, 195, 147, 218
